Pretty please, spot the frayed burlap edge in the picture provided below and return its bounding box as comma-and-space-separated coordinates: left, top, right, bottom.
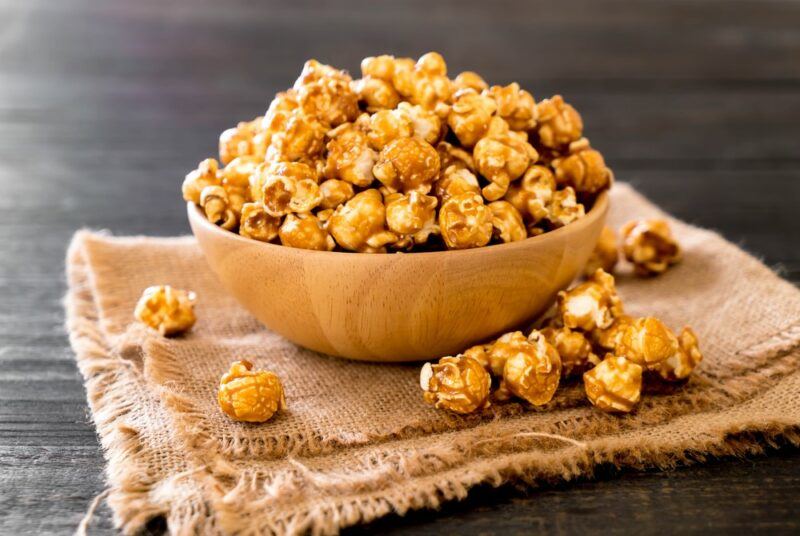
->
67, 228, 800, 535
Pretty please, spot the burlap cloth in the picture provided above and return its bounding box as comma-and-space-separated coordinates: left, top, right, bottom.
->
66, 183, 800, 535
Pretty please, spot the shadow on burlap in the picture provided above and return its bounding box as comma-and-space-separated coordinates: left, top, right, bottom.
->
66, 184, 800, 534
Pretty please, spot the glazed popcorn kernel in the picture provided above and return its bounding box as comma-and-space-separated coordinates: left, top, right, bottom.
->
354, 76, 401, 112
485, 330, 529, 376
223, 155, 261, 190
592, 313, 634, 352
134, 285, 196, 337
420, 355, 491, 414
373, 137, 440, 193
259, 163, 322, 217
297, 75, 360, 128
447, 88, 497, 148
615, 316, 679, 368
279, 213, 335, 251
535, 95, 584, 149
504, 165, 556, 224
474, 117, 539, 201
655, 326, 703, 381
294, 59, 351, 87
438, 192, 494, 249
584, 225, 619, 276
239, 202, 280, 243
621, 219, 682, 276
182, 158, 221, 205
267, 111, 327, 162
485, 82, 537, 131
409, 52, 453, 113
385, 191, 439, 244
547, 186, 585, 228
584, 355, 642, 413
200, 185, 237, 230
435, 165, 481, 203
557, 268, 623, 331
397, 102, 445, 146
318, 178, 355, 209
364, 109, 414, 150
390, 57, 417, 99
453, 71, 489, 92
328, 189, 397, 252
324, 122, 378, 187
489, 200, 527, 243
361, 54, 396, 82
219, 118, 261, 165
541, 326, 600, 377
218, 360, 286, 423
501, 330, 562, 406
553, 141, 614, 196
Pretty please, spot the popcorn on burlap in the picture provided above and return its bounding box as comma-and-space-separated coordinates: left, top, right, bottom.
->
66, 183, 800, 535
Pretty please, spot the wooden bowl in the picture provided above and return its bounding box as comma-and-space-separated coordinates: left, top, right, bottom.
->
188, 192, 609, 362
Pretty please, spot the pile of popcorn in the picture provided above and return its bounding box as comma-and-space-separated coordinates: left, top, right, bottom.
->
182, 52, 613, 252
420, 267, 702, 414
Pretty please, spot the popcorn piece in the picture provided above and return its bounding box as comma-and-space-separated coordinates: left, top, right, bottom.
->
260, 90, 299, 148
391, 57, 417, 99
297, 75, 360, 127
200, 185, 237, 230
447, 88, 497, 148
410, 52, 453, 112
257, 162, 322, 216
385, 191, 439, 245
361, 55, 396, 82
437, 141, 475, 173
453, 71, 488, 92
438, 192, 493, 249
134, 285, 196, 337
535, 95, 583, 148
328, 189, 398, 252
219, 117, 262, 165
373, 137, 440, 193
655, 326, 703, 381
223, 156, 260, 190
485, 331, 529, 376
592, 314, 634, 352
420, 355, 491, 414
484, 83, 537, 131
434, 166, 481, 203
553, 140, 613, 195
547, 186, 585, 228
541, 326, 600, 377
584, 225, 619, 276
398, 102, 445, 145
218, 360, 286, 423
267, 112, 327, 162
488, 200, 527, 243
364, 109, 414, 150
318, 179, 355, 210
183, 158, 221, 204
294, 59, 350, 87
238, 202, 280, 242
462, 343, 492, 371
621, 219, 682, 276
474, 117, 538, 201
501, 330, 562, 406
583, 355, 642, 413
557, 269, 623, 331
503, 165, 556, 224
616, 317, 679, 368
353, 77, 400, 112
324, 123, 378, 187
279, 213, 335, 251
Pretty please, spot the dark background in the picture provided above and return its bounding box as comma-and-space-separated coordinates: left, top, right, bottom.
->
1, 0, 799, 533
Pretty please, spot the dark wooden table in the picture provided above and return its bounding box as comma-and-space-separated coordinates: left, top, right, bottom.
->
1, 0, 799, 533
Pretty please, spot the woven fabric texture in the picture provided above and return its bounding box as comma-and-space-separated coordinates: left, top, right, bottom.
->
66, 184, 800, 535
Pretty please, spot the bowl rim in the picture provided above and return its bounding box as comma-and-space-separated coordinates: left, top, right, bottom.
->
187, 190, 609, 260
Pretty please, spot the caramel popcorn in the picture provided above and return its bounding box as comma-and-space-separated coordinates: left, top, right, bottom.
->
503, 165, 556, 224
474, 117, 538, 201
541, 326, 599, 377
200, 185, 237, 230
592, 314, 633, 352
655, 327, 703, 381
485, 83, 537, 131
134, 285, 196, 337
438, 192, 493, 249
535, 95, 583, 148
553, 141, 614, 196
373, 137, 440, 193
187, 53, 612, 253
328, 189, 397, 252
447, 89, 497, 148
558, 269, 623, 331
420, 355, 491, 414
584, 225, 619, 276
239, 202, 280, 242
218, 360, 286, 423
324, 123, 377, 187
583, 355, 642, 413
615, 316, 679, 368
483, 331, 529, 376
501, 331, 562, 406
489, 201, 527, 243
621, 219, 682, 276
279, 213, 335, 251
318, 179, 355, 210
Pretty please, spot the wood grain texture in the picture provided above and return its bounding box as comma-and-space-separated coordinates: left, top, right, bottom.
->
0, 0, 798, 533
188, 195, 607, 361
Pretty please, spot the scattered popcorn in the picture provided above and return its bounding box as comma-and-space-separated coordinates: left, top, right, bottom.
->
218, 360, 286, 423
557, 269, 623, 331
654, 327, 703, 381
134, 285, 196, 337
583, 355, 642, 413
501, 331, 561, 406
420, 355, 491, 414
621, 219, 682, 276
